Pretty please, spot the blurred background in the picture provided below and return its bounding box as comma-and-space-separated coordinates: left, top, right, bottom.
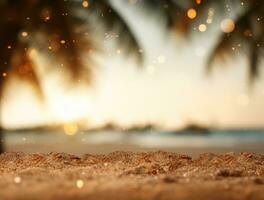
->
1, 0, 264, 155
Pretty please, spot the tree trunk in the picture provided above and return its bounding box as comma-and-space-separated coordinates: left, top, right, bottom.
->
0, 96, 3, 153
0, 80, 4, 153
0, 127, 3, 153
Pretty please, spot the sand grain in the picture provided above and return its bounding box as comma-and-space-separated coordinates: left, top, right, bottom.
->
0, 151, 264, 200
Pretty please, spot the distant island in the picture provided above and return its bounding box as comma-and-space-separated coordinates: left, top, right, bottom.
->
171, 124, 211, 135
3, 122, 210, 135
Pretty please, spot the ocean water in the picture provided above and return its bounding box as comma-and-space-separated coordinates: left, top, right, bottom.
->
4, 129, 264, 155
130, 130, 264, 148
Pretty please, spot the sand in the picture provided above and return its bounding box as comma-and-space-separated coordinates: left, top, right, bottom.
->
0, 151, 264, 200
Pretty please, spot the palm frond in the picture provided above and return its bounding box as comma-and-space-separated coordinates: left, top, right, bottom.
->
206, 10, 252, 71
0, 11, 25, 96
88, 0, 143, 63
10, 44, 43, 98
206, 1, 264, 84
1, 0, 146, 93
138, 0, 188, 32
0, 0, 95, 95
29, 0, 94, 83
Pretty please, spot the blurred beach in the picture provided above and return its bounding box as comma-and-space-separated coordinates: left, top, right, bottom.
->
4, 130, 264, 156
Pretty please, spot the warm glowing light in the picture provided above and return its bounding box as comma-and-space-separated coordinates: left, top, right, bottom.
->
198, 24, 207, 32
60, 40, 66, 44
2, 73, 7, 77
28, 48, 38, 59
187, 8, 197, 19
21, 31, 28, 37
196, 0, 202, 4
7, 45, 12, 49
14, 176, 21, 184
116, 49, 121, 54
82, 0, 89, 8
49, 90, 94, 123
206, 19, 212, 24
76, 180, 84, 188
64, 123, 79, 136
40, 9, 51, 22
220, 18, 235, 33
207, 8, 214, 24
45, 16, 50, 21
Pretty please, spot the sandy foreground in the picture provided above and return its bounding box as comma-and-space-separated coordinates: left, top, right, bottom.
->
0, 151, 264, 200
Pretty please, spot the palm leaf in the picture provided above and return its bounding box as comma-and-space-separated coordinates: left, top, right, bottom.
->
87, 0, 143, 63
9, 44, 43, 98
206, 1, 264, 84
138, 0, 188, 32
31, 0, 94, 83
0, 0, 94, 93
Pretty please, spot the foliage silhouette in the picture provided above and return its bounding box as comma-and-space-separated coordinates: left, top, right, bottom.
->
0, 0, 144, 152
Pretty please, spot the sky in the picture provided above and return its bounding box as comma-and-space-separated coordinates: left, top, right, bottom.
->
2, 1, 264, 130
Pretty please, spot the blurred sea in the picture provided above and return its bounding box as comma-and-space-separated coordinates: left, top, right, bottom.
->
4, 130, 264, 156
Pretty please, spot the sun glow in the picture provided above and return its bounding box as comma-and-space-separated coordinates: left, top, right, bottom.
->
45, 86, 95, 125
64, 122, 79, 135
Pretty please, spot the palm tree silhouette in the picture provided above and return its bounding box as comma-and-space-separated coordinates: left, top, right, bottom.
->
185, 0, 264, 83
142, 0, 264, 83
0, 0, 144, 152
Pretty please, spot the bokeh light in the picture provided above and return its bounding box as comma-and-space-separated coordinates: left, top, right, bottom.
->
220, 18, 235, 33
187, 8, 197, 19
21, 31, 28, 37
64, 123, 79, 136
198, 24, 207, 32
76, 180, 84, 188
82, 0, 89, 8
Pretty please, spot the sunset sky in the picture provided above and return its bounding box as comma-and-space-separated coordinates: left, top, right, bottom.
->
2, 1, 264, 130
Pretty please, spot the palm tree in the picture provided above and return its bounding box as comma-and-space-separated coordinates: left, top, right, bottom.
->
0, 0, 144, 152
141, 0, 264, 83
181, 0, 264, 84
129, 0, 264, 84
